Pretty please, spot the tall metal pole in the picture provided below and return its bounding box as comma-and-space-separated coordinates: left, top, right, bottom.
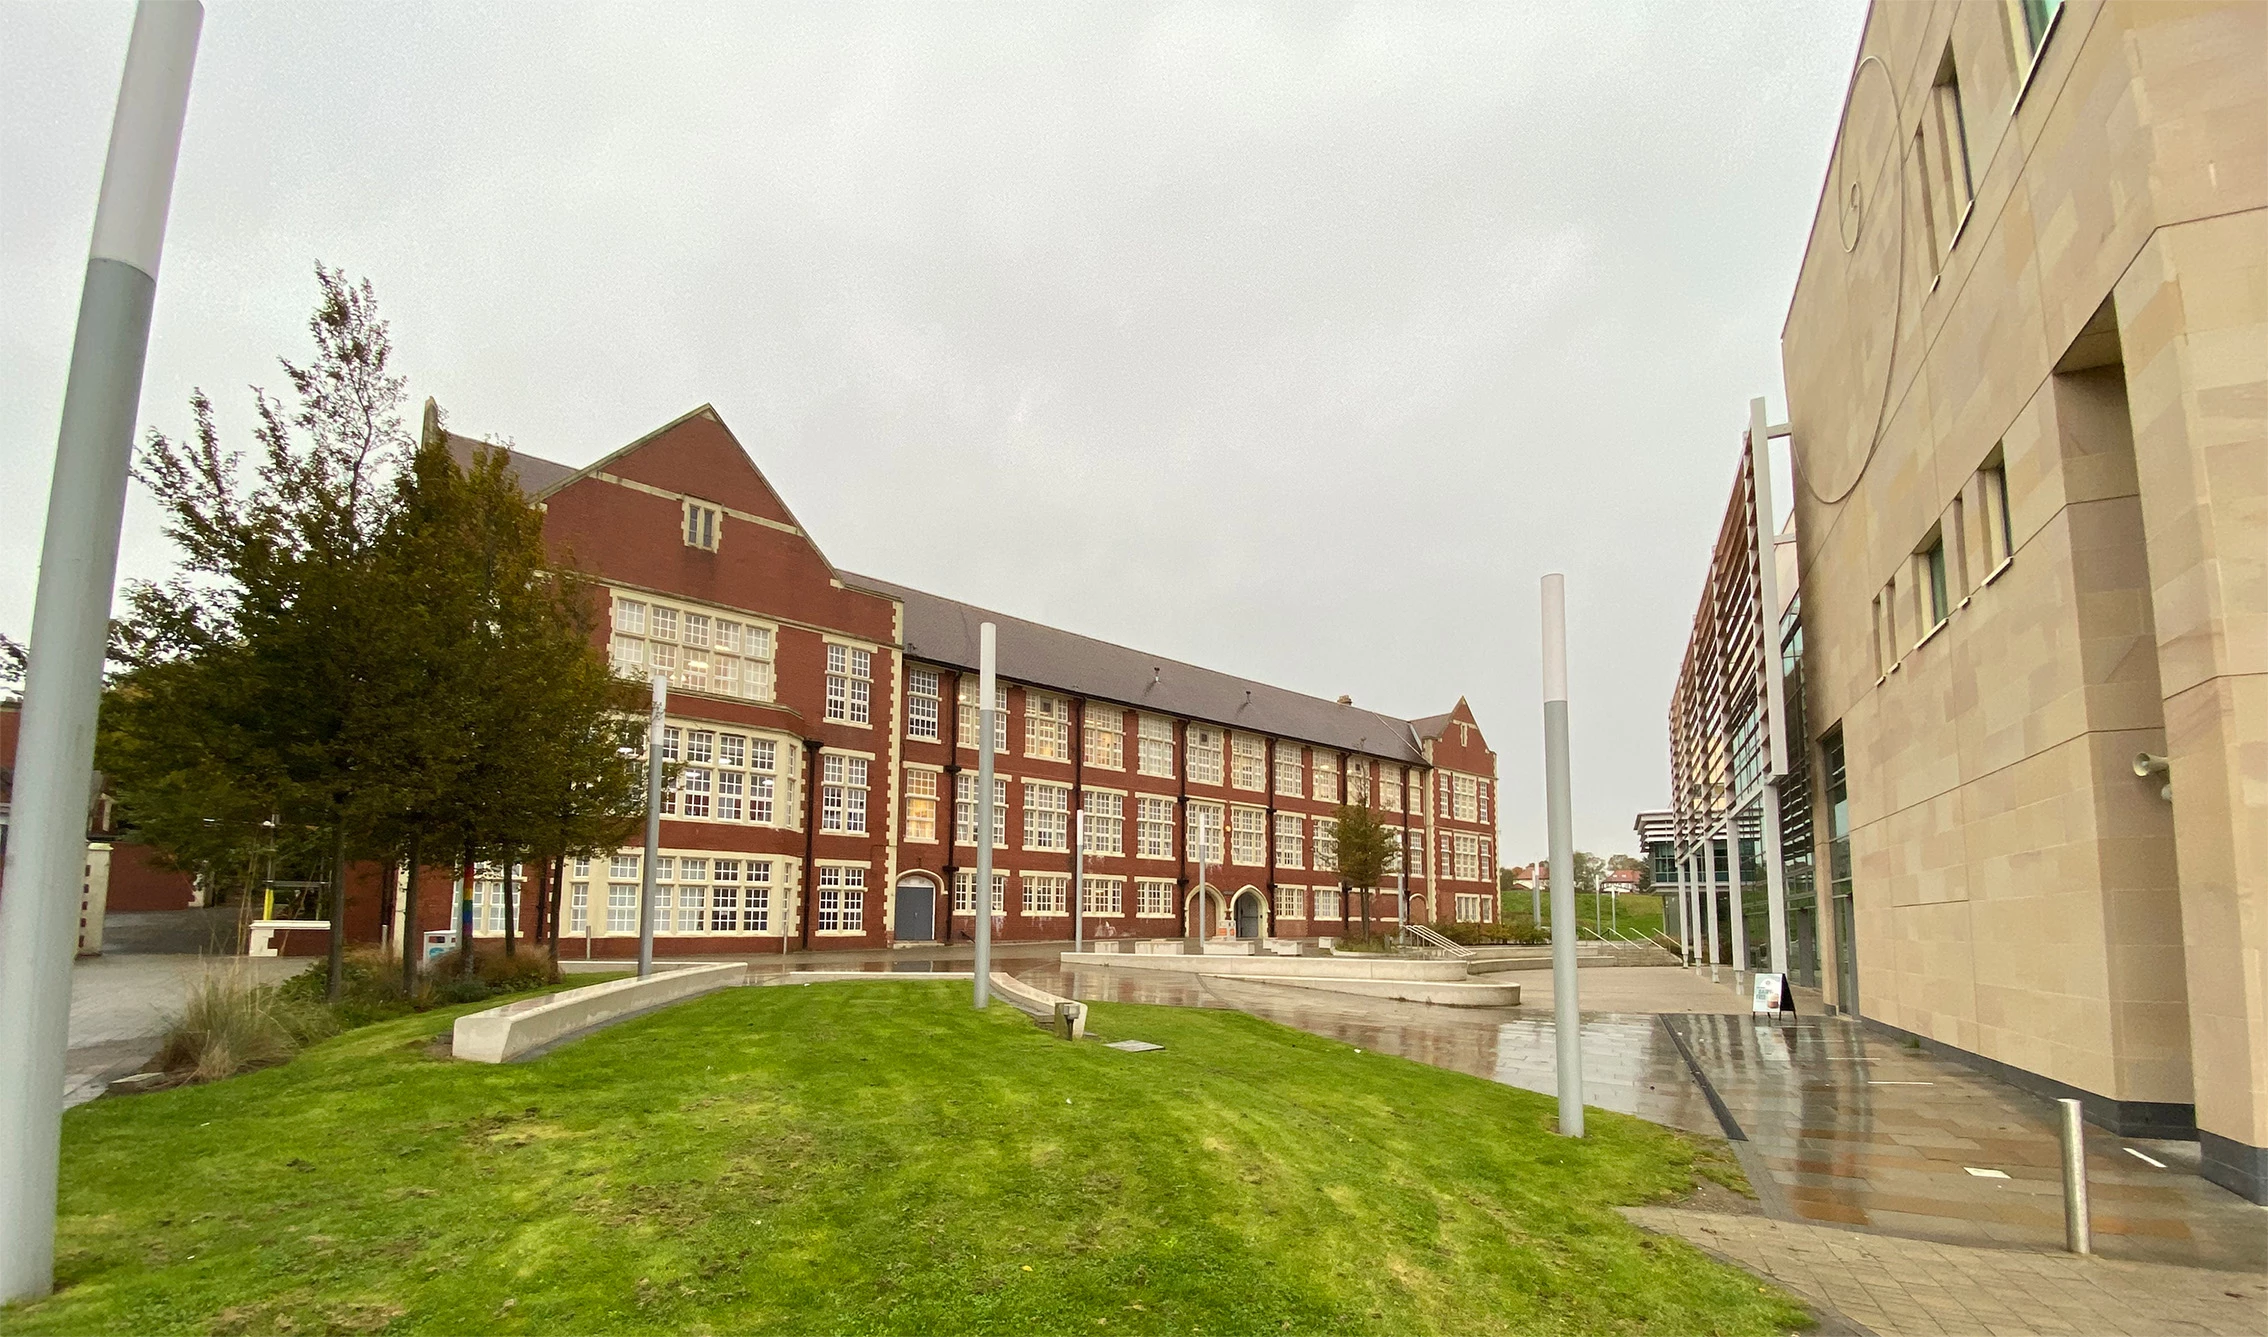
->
638, 673, 666, 978
1704, 825, 1722, 976
1541, 574, 1584, 1137
1729, 812, 1748, 971
0, 2, 201, 1303
1073, 809, 1085, 952
1679, 853, 1695, 964
973, 623, 996, 1007
1750, 398, 1793, 976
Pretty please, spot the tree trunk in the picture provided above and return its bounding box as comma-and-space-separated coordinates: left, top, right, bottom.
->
400, 829, 423, 995
502, 855, 517, 958
460, 846, 477, 977
548, 852, 566, 961
529, 855, 548, 946
326, 819, 348, 1003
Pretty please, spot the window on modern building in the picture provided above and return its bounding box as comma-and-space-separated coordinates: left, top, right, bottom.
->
1025, 693, 1070, 760
1024, 781, 1070, 850
904, 768, 938, 842
1188, 726, 1225, 785
1187, 802, 1224, 864
1135, 878, 1176, 918
1347, 758, 1371, 806
820, 754, 869, 833
1312, 887, 1342, 920
1083, 706, 1124, 769
956, 680, 1009, 753
816, 865, 865, 932
953, 869, 1006, 915
1022, 873, 1068, 915
1275, 747, 1303, 797
2006, 0, 2061, 63
824, 644, 872, 724
1230, 807, 1266, 865
683, 499, 719, 551
907, 668, 941, 741
1274, 885, 1304, 920
1313, 754, 1340, 804
1230, 735, 1266, 790
1274, 812, 1304, 869
953, 772, 1009, 848
1913, 47, 1974, 272
1135, 796, 1176, 859
1313, 817, 1338, 873
1979, 453, 2014, 570
1923, 530, 1950, 629
1081, 875, 1124, 916
1136, 715, 1175, 778
1079, 791, 1125, 856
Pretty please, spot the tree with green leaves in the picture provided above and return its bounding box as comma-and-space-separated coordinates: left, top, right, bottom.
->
102, 267, 648, 998
111, 265, 410, 999
1331, 801, 1403, 937
1572, 850, 1604, 898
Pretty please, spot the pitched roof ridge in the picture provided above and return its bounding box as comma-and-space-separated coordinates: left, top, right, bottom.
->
842, 570, 1427, 743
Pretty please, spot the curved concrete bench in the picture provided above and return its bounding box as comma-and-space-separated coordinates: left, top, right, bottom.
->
452, 962, 747, 1063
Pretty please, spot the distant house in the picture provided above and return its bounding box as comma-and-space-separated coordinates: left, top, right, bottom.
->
1602, 868, 1643, 896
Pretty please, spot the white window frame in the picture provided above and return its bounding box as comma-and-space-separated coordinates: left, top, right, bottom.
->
1274, 813, 1304, 869
907, 667, 942, 741
816, 864, 867, 933
825, 642, 873, 726
1083, 706, 1125, 770
1079, 790, 1126, 856
1136, 715, 1175, 778
1023, 781, 1071, 852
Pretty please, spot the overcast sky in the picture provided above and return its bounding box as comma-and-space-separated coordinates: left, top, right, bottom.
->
3, 1, 1862, 859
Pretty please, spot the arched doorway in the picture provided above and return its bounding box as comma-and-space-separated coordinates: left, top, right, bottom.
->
1232, 888, 1264, 940
894, 874, 940, 942
1184, 885, 1223, 942
1405, 893, 1428, 927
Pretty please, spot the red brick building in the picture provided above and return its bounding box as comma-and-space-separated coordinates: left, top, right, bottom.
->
418, 403, 1501, 956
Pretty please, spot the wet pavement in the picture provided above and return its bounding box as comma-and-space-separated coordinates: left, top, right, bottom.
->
1668, 1012, 2268, 1273
1001, 951, 2267, 1276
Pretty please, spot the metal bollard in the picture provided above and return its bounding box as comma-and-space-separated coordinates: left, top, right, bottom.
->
1053, 1001, 1076, 1041
2058, 1097, 2091, 1254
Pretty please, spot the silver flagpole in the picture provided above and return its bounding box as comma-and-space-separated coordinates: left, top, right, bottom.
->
1541, 574, 1584, 1137
974, 623, 996, 1007
638, 673, 666, 978
0, 2, 203, 1301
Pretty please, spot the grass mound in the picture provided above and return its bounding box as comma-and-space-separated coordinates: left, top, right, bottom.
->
17, 983, 1806, 1335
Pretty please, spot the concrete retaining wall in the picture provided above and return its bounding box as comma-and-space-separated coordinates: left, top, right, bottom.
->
989, 972, 1087, 1038
1059, 950, 1469, 982
452, 962, 747, 1063
1226, 975, 1522, 1007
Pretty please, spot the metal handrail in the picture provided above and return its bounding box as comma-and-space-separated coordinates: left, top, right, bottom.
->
1403, 923, 1474, 959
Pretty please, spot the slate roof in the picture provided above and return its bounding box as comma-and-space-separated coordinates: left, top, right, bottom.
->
843, 573, 1431, 765
441, 432, 580, 497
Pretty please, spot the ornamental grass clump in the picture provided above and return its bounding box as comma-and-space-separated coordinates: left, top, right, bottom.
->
156, 963, 335, 1085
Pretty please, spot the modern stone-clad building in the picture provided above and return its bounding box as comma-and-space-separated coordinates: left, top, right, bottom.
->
1780, 0, 2265, 1198
416, 403, 1501, 959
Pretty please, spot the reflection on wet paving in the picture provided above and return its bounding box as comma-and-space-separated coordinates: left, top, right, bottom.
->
1012, 964, 1721, 1135
1669, 1015, 2268, 1272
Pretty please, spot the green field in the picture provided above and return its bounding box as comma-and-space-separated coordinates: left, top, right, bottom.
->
8, 982, 1804, 1335
1501, 891, 1669, 942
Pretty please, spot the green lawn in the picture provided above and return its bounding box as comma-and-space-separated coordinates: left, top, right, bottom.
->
7, 983, 1805, 1335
